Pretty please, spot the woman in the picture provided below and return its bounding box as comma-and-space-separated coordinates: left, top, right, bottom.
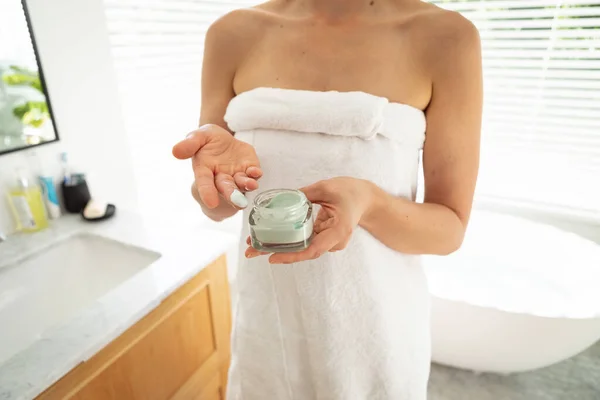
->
172, 0, 482, 398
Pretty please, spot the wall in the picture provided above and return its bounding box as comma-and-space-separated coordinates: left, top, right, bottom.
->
0, 0, 138, 234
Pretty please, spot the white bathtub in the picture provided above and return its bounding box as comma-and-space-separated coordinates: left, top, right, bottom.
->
423, 210, 600, 373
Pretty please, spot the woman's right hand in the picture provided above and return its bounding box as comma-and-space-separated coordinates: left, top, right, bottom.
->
172, 124, 262, 210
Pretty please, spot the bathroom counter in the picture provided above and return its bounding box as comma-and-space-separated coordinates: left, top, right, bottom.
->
0, 211, 237, 400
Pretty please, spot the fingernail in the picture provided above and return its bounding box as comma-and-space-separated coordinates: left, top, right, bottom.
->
230, 189, 248, 208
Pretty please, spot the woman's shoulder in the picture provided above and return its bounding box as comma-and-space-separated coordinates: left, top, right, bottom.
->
399, 2, 480, 70
203, 4, 282, 70
206, 2, 284, 39
405, 3, 479, 46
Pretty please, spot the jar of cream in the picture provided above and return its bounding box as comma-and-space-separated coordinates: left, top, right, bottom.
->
249, 189, 314, 253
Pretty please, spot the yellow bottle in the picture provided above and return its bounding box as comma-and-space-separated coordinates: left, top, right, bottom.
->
7, 173, 49, 233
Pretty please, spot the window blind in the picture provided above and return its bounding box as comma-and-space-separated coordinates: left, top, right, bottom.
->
430, 0, 600, 218
103, 0, 255, 216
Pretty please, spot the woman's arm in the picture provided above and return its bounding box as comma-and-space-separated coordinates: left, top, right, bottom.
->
360, 15, 482, 255
187, 11, 259, 221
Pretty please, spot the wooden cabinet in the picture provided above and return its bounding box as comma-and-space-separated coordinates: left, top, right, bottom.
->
38, 256, 231, 400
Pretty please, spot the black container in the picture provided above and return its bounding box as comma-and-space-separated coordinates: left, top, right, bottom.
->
62, 180, 91, 213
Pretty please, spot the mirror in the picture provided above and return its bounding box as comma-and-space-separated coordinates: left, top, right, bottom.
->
0, 0, 58, 156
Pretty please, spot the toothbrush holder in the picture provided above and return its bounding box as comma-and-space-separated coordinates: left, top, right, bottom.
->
62, 180, 91, 213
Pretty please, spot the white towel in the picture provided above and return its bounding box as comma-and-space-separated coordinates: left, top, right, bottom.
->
226, 87, 426, 144
225, 87, 431, 400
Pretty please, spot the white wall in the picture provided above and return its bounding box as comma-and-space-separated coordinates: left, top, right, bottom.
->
0, 0, 139, 234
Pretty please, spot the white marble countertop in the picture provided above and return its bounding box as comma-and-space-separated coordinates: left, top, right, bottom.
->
0, 211, 237, 400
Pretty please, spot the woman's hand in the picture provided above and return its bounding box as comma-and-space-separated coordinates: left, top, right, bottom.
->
245, 177, 374, 264
172, 124, 262, 209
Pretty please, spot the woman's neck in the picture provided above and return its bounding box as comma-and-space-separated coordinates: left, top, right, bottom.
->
298, 0, 404, 19
308, 0, 375, 14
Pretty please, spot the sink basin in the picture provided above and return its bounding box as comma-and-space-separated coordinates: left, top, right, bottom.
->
0, 233, 160, 365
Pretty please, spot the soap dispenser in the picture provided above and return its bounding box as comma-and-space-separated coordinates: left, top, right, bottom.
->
6, 169, 49, 232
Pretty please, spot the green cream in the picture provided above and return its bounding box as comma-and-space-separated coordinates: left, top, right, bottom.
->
266, 192, 301, 209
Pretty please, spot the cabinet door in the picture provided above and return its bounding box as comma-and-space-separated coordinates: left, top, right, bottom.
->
38, 256, 231, 400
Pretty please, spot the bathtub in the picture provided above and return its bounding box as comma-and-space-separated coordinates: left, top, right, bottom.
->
423, 210, 600, 373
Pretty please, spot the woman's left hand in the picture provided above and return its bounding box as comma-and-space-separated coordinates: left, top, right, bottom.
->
245, 177, 374, 264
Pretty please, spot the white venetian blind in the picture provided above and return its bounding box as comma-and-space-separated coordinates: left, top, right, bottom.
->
431, 0, 600, 218
102, 0, 255, 217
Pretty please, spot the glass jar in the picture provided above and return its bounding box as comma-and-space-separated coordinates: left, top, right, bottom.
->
249, 189, 314, 253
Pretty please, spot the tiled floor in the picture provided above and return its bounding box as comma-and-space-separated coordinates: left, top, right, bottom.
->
428, 341, 600, 400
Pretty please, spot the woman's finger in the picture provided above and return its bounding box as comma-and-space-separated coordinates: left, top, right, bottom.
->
245, 246, 270, 258
215, 172, 248, 209
246, 237, 270, 257
234, 172, 259, 192
330, 235, 351, 252
193, 165, 219, 209
314, 215, 335, 234
269, 227, 340, 264
299, 181, 329, 203
246, 166, 263, 179
172, 129, 210, 160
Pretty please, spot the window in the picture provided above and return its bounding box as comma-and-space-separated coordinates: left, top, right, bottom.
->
430, 0, 600, 219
